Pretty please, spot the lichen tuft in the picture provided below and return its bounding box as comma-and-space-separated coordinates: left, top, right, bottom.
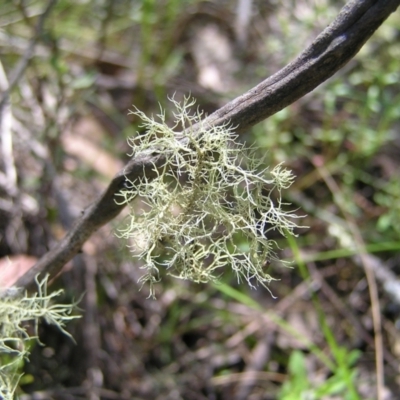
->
116, 96, 304, 297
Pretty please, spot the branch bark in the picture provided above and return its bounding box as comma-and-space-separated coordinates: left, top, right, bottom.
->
201, 0, 400, 133
9, 0, 400, 292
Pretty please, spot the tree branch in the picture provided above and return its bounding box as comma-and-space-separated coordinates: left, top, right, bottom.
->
9, 0, 400, 292
201, 0, 400, 133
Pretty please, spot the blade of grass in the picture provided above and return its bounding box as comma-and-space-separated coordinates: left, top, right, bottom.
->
302, 241, 400, 262
286, 233, 360, 399
213, 282, 334, 370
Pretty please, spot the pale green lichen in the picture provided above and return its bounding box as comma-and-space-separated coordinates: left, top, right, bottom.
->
116, 96, 303, 297
0, 275, 80, 399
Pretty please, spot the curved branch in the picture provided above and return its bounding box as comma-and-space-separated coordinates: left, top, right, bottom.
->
10, 0, 400, 292
201, 0, 400, 133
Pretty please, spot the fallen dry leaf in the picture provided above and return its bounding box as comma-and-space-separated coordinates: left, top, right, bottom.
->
0, 254, 38, 289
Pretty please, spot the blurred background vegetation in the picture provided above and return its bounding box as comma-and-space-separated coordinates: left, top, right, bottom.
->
0, 0, 400, 399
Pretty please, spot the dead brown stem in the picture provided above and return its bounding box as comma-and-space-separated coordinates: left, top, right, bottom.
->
10, 0, 400, 292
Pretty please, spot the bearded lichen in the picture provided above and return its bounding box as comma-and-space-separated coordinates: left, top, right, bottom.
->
116, 97, 303, 297
0, 276, 80, 399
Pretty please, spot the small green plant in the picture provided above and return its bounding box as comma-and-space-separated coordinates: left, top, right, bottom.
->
0, 276, 80, 399
279, 349, 361, 400
116, 97, 303, 297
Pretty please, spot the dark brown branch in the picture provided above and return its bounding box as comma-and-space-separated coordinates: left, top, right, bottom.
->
10, 0, 400, 292
201, 0, 400, 133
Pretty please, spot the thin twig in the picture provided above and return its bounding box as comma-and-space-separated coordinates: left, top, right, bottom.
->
0, 0, 58, 112
313, 159, 385, 400
288, 190, 400, 307
0, 61, 17, 196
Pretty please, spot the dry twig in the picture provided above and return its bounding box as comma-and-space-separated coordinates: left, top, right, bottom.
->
8, 0, 400, 292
